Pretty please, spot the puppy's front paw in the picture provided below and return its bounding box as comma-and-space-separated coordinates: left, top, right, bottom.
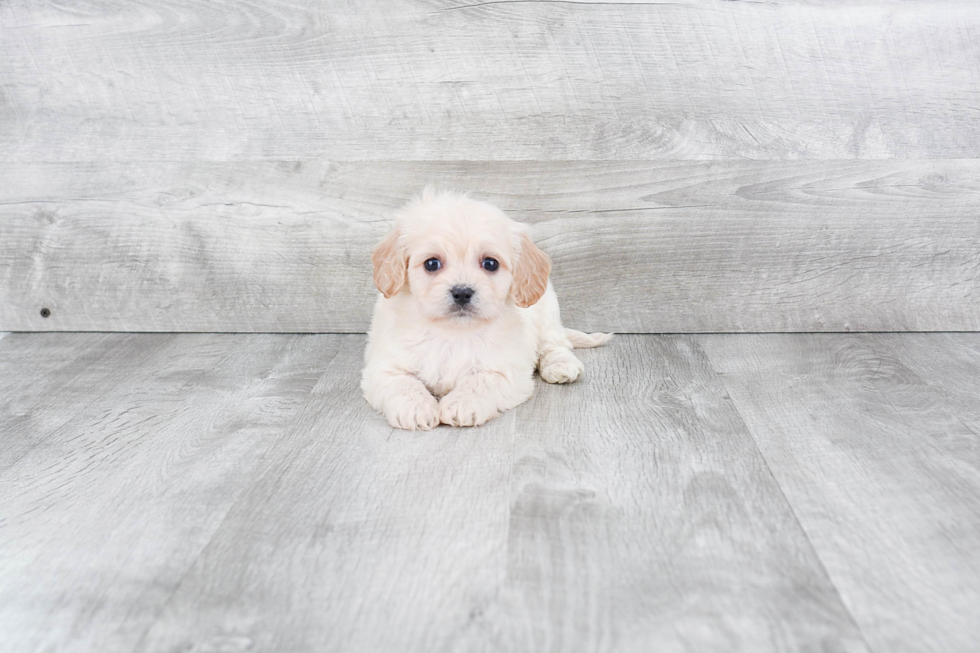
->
387, 393, 440, 431
539, 350, 585, 384
439, 392, 499, 427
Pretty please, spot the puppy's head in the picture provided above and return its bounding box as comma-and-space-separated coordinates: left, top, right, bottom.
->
372, 188, 551, 323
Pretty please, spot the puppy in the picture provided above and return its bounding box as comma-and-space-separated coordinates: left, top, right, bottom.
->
361, 188, 612, 430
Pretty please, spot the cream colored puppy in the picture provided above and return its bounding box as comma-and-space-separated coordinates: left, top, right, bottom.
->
361, 189, 611, 430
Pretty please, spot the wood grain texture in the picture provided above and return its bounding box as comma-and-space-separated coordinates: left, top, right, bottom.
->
2, 160, 978, 332
869, 333, 980, 431
0, 333, 175, 472
134, 340, 520, 653
457, 336, 868, 652
700, 333, 980, 653
0, 333, 874, 652
0, 333, 343, 653
2, 1, 979, 160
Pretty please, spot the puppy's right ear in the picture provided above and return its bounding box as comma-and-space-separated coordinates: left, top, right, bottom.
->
372, 228, 408, 298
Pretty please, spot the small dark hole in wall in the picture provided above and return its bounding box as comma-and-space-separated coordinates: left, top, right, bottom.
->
40, 308, 51, 318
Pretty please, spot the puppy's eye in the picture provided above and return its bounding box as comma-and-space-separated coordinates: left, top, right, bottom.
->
482, 257, 499, 272
424, 258, 442, 272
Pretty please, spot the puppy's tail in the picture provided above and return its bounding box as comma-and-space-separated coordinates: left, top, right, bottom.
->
565, 328, 614, 349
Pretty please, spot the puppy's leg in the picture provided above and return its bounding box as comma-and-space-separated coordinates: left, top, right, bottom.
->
531, 284, 585, 384
538, 341, 584, 384
362, 371, 440, 431
439, 372, 534, 427
538, 345, 584, 384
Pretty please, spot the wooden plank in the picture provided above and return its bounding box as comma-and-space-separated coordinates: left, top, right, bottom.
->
2, 160, 979, 333
870, 333, 980, 431
700, 333, 980, 653
475, 336, 868, 652
2, 1, 979, 160
134, 339, 519, 652
0, 333, 346, 653
134, 336, 869, 652
0, 333, 175, 472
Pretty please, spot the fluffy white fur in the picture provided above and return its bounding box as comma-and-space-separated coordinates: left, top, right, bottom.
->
361, 189, 612, 430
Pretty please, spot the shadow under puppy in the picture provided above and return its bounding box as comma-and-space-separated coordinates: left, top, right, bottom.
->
362, 189, 612, 430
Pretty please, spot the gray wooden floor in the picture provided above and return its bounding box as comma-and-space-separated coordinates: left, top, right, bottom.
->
1, 333, 978, 653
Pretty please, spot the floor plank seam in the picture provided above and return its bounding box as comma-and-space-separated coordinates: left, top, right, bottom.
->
698, 340, 878, 653
130, 337, 353, 651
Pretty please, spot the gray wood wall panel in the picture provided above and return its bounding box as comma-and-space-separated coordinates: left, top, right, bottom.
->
2, 160, 978, 332
2, 1, 979, 161
2, 1, 978, 332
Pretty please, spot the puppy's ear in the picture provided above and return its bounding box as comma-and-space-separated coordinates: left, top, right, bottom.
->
511, 232, 552, 308
372, 228, 408, 298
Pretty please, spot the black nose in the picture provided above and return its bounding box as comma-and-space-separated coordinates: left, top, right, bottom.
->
450, 285, 475, 306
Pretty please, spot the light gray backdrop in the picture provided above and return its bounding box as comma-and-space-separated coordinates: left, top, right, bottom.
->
2, 0, 978, 332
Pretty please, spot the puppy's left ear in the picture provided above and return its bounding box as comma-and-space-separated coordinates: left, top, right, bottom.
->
511, 232, 552, 308
372, 228, 408, 298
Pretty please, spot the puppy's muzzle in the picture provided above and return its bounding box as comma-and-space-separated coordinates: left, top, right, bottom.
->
450, 285, 475, 307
